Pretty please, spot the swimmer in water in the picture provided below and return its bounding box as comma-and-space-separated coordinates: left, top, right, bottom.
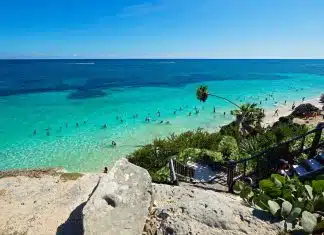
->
284, 100, 287, 104
224, 112, 226, 116
84, 121, 86, 124
173, 111, 176, 115
260, 101, 262, 105
76, 122, 79, 128
302, 97, 305, 102
112, 141, 116, 147
59, 126, 62, 132
65, 123, 68, 128
101, 124, 107, 129
157, 110, 160, 117
33, 130, 37, 135
159, 120, 164, 124
165, 121, 170, 124
188, 112, 192, 116
116, 116, 119, 120
213, 106, 216, 113
46, 131, 50, 136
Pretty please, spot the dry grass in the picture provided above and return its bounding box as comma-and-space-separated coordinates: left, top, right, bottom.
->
0, 168, 59, 179
59, 172, 83, 182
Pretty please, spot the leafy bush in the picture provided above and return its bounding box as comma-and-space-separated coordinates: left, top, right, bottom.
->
234, 175, 324, 234
218, 136, 240, 160
177, 148, 223, 164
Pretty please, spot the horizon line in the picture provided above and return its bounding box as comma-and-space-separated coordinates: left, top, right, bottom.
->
1, 58, 324, 60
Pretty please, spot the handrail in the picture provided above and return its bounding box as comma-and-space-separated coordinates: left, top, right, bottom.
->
234, 123, 323, 165
227, 122, 324, 192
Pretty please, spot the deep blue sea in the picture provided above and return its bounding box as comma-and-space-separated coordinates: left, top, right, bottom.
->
0, 59, 323, 171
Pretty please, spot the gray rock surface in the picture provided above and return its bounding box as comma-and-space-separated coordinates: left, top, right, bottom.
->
0, 171, 100, 235
152, 183, 280, 235
82, 158, 152, 235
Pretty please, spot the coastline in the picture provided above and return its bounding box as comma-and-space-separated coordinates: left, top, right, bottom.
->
263, 96, 323, 127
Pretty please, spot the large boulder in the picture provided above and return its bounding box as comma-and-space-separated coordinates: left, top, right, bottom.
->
291, 103, 319, 117
82, 158, 152, 235
152, 183, 280, 235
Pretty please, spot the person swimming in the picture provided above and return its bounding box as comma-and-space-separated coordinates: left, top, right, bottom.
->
302, 97, 305, 102
157, 110, 161, 117
259, 101, 262, 105
159, 120, 164, 124
84, 121, 86, 124
65, 122, 68, 128
33, 130, 37, 136
59, 126, 62, 132
112, 141, 116, 147
116, 116, 119, 120
46, 131, 50, 136
224, 112, 226, 116
173, 110, 176, 115
213, 106, 216, 113
101, 124, 107, 129
195, 109, 199, 114
188, 112, 192, 116
165, 121, 171, 124
284, 100, 287, 104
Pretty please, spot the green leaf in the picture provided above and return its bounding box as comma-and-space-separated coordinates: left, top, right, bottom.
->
286, 207, 301, 223
312, 180, 324, 195
281, 200, 292, 218
271, 174, 286, 184
253, 193, 271, 211
268, 200, 280, 216
282, 188, 294, 202
259, 179, 282, 198
314, 196, 324, 212
240, 185, 254, 201
301, 211, 317, 233
305, 185, 313, 200
233, 181, 245, 194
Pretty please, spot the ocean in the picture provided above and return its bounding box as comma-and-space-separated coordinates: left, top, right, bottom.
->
0, 59, 324, 172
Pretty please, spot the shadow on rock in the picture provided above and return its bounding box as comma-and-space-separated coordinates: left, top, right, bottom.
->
56, 202, 86, 235
56, 177, 101, 235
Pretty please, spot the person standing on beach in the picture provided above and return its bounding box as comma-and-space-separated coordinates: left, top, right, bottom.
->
274, 109, 279, 116
292, 103, 296, 110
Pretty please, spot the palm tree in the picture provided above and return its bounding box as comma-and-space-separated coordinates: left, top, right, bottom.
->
196, 85, 240, 108
230, 103, 265, 135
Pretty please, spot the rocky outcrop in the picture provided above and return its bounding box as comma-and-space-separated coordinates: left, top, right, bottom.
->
82, 158, 152, 235
151, 183, 280, 235
0, 171, 100, 235
0, 159, 281, 235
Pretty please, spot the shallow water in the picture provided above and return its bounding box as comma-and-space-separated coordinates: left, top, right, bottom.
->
0, 59, 324, 171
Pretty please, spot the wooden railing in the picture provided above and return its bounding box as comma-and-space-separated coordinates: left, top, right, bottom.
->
226, 122, 324, 192
169, 158, 195, 185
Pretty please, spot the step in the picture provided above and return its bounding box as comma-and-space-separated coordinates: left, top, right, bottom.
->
303, 159, 323, 172
293, 165, 308, 177
315, 153, 324, 164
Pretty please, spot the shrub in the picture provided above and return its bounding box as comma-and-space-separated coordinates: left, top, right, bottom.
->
177, 148, 223, 164
234, 175, 324, 234
218, 136, 240, 160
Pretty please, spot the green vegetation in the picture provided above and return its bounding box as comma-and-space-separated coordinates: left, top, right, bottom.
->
129, 85, 312, 182
234, 175, 324, 234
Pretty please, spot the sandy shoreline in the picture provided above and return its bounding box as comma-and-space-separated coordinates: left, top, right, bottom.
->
263, 96, 323, 127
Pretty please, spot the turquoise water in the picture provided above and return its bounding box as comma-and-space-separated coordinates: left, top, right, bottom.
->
0, 60, 324, 171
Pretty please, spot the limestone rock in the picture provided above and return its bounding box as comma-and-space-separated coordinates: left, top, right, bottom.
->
152, 183, 280, 235
83, 158, 152, 235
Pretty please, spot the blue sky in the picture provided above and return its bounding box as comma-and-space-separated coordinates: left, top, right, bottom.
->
1, 0, 324, 59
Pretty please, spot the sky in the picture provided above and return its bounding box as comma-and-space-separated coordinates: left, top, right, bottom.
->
0, 0, 324, 59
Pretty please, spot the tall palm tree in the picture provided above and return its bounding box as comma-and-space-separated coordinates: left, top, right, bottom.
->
230, 103, 265, 135
196, 85, 240, 108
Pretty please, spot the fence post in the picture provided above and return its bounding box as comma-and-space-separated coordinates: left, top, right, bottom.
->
309, 122, 324, 158
227, 160, 236, 192
169, 158, 178, 185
